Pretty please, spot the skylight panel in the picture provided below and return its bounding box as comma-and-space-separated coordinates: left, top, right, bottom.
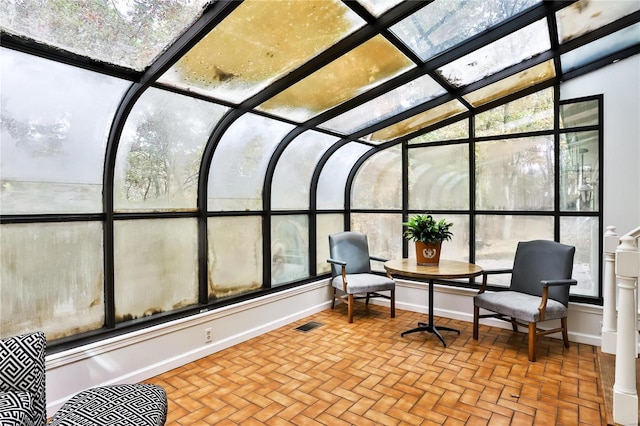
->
556, 0, 640, 44
390, 0, 541, 62
158, 0, 365, 104
0, 0, 208, 71
355, 0, 404, 17
436, 19, 550, 88
320, 74, 446, 134
256, 35, 415, 122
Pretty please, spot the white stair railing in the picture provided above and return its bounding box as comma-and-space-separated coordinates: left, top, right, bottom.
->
613, 226, 640, 426
601, 226, 619, 354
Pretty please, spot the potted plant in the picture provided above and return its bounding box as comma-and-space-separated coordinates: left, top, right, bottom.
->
403, 214, 453, 265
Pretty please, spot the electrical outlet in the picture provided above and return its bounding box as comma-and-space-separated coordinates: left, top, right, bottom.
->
204, 327, 212, 343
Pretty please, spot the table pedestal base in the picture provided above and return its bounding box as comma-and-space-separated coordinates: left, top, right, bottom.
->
401, 323, 460, 347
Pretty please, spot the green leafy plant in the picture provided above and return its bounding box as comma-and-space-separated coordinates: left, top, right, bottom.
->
403, 214, 453, 244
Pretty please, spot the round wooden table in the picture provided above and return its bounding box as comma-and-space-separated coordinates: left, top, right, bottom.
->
384, 259, 483, 346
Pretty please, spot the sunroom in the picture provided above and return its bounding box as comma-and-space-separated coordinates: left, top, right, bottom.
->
1, 0, 639, 422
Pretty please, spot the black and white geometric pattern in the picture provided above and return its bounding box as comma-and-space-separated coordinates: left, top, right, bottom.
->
0, 390, 32, 425
47, 384, 167, 426
0, 331, 47, 426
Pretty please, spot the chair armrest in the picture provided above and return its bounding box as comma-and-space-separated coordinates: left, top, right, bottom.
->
541, 279, 577, 287
369, 255, 388, 263
478, 269, 513, 293
327, 258, 348, 291
327, 258, 346, 266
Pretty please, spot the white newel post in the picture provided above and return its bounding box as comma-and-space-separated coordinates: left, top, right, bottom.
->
613, 235, 639, 426
601, 226, 619, 354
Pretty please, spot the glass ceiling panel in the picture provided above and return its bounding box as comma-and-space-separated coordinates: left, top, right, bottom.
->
159, 0, 364, 104
556, 0, 640, 43
356, 0, 404, 17
463, 60, 556, 107
561, 23, 640, 74
390, 0, 540, 62
257, 35, 415, 122
317, 142, 371, 210
0, 0, 208, 71
437, 19, 550, 88
365, 99, 468, 143
320, 74, 446, 134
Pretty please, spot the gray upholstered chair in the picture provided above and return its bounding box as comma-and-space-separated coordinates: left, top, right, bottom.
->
327, 231, 395, 323
473, 240, 577, 362
0, 331, 168, 426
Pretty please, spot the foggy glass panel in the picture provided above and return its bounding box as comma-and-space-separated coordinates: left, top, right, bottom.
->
113, 218, 198, 322
408, 145, 469, 210
159, 0, 364, 103
0, 48, 128, 214
463, 60, 556, 107
406, 214, 470, 263
475, 215, 554, 286
317, 214, 344, 274
476, 136, 554, 211
356, 0, 403, 17
409, 119, 469, 144
271, 215, 310, 286
560, 131, 600, 212
208, 216, 263, 299
437, 19, 550, 88
114, 88, 228, 212
317, 142, 371, 210
271, 131, 339, 210
561, 23, 640, 73
257, 35, 415, 122
556, 0, 640, 43
0, 222, 104, 340
0, 0, 208, 71
390, 0, 540, 61
352, 146, 402, 209
208, 114, 295, 211
475, 88, 554, 137
320, 74, 446, 134
367, 99, 467, 143
351, 213, 403, 272
560, 100, 599, 129
561, 216, 599, 297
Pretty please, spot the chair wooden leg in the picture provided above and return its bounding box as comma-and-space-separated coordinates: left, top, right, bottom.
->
365, 293, 371, 306
473, 305, 479, 340
347, 294, 354, 323
528, 322, 537, 362
561, 317, 570, 348
511, 319, 518, 332
390, 289, 395, 318
331, 288, 336, 309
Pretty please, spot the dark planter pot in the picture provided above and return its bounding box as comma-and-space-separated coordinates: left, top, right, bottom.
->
415, 241, 442, 265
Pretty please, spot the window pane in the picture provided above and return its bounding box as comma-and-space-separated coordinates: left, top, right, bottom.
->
271, 215, 309, 286
476, 136, 554, 211
406, 214, 470, 263
556, 0, 640, 43
0, 0, 208, 71
409, 119, 469, 144
114, 219, 198, 322
474, 88, 554, 137
317, 214, 344, 274
0, 48, 128, 214
560, 131, 599, 212
0, 222, 104, 340
257, 35, 415, 122
560, 100, 599, 129
159, 0, 364, 103
561, 216, 599, 297
356, 0, 403, 17
114, 89, 228, 212
437, 19, 550, 88
390, 0, 540, 61
408, 145, 469, 210
352, 146, 402, 209
272, 131, 339, 210
320, 74, 446, 134
208, 114, 295, 211
351, 213, 403, 272
475, 215, 554, 286
367, 99, 467, 142
208, 216, 262, 298
317, 142, 371, 210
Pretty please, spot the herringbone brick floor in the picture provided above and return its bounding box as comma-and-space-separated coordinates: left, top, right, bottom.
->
146, 304, 605, 425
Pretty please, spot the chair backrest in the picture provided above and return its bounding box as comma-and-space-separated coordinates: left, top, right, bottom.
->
328, 232, 372, 277
510, 240, 575, 306
0, 331, 47, 426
